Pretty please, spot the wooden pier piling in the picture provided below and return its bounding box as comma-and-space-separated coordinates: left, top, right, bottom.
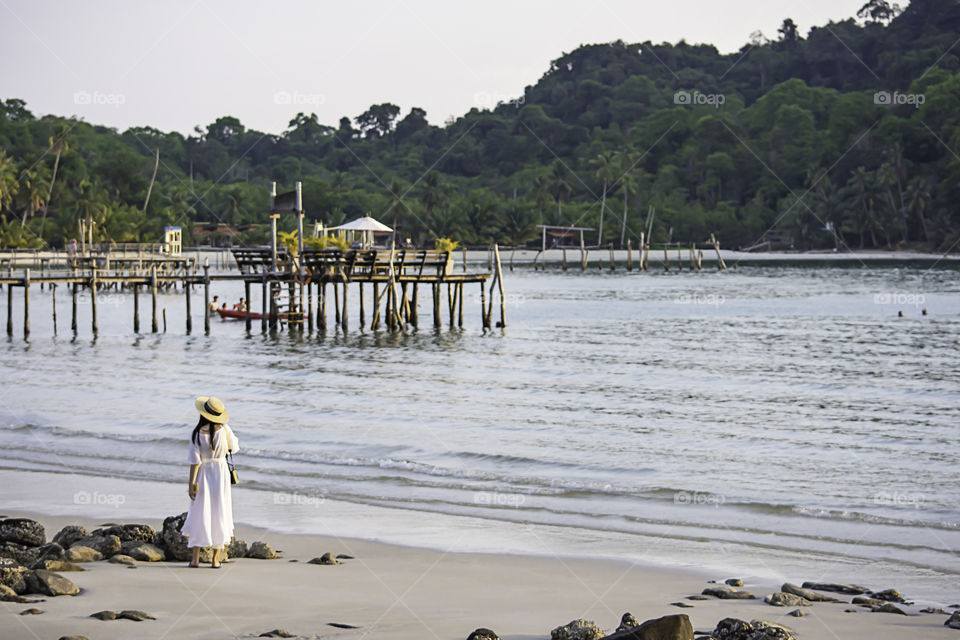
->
358, 282, 364, 329
203, 262, 210, 335
151, 266, 158, 333
71, 282, 77, 333
90, 266, 98, 334
185, 277, 192, 334
133, 283, 139, 333
410, 283, 419, 328
6, 274, 12, 336
627, 240, 633, 271
245, 281, 252, 332
23, 269, 30, 338
51, 283, 57, 334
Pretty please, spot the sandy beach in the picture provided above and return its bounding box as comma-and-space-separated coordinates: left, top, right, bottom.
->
1, 510, 956, 640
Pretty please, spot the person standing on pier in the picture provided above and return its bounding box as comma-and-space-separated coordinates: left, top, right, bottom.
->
183, 396, 239, 569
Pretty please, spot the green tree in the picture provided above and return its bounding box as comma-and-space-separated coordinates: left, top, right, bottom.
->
591, 151, 616, 244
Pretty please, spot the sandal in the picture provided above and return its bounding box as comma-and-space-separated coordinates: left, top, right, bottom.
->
187, 562, 200, 568
211, 562, 222, 569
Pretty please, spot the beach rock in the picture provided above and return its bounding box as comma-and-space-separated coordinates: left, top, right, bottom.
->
329, 622, 359, 629
0, 562, 29, 593
259, 630, 295, 638
763, 592, 811, 607
946, 611, 960, 629
155, 513, 189, 560
551, 619, 604, 640
95, 524, 155, 544
246, 541, 279, 559
118, 609, 156, 621
0, 581, 41, 603
616, 613, 640, 632
725, 578, 744, 587
58, 637, 89, 640
787, 610, 805, 618
670, 602, 694, 608
20, 607, 43, 615
53, 526, 89, 549
844, 608, 858, 613
467, 628, 500, 640
336, 554, 355, 560
686, 595, 709, 601
872, 603, 907, 615
72, 534, 121, 557
0, 518, 46, 547
868, 588, 907, 603
702, 585, 756, 600
123, 542, 164, 562
25, 569, 79, 596
0, 541, 62, 565
920, 607, 948, 614
709, 618, 796, 640
109, 554, 137, 566
800, 581, 867, 595
308, 552, 340, 565
65, 546, 103, 563
781, 582, 840, 602
90, 610, 118, 620
851, 596, 884, 607
226, 539, 248, 559
603, 614, 694, 640
30, 559, 84, 572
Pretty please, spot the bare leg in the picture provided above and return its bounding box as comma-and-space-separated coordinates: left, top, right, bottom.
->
189, 547, 200, 567
211, 547, 221, 568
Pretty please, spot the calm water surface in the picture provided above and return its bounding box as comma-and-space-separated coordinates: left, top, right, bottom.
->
1, 262, 958, 600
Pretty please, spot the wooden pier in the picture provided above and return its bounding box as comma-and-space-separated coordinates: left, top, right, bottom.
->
0, 245, 504, 338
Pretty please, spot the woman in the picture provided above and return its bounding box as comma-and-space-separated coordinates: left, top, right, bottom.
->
182, 396, 239, 568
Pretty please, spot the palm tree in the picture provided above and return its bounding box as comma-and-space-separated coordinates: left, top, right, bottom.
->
421, 172, 442, 217
387, 178, 404, 244
845, 167, 880, 248
40, 123, 70, 240
0, 149, 19, 215
615, 149, 637, 246
551, 161, 569, 225
17, 166, 49, 230
531, 175, 548, 223
903, 175, 932, 243
591, 151, 616, 245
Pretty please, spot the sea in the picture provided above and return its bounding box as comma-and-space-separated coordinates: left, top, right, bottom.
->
1, 259, 958, 603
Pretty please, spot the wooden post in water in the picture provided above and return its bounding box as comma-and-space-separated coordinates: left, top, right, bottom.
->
51, 283, 57, 334
447, 283, 455, 327
151, 266, 158, 333
609, 244, 615, 271
23, 269, 30, 338
410, 282, 419, 328
663, 246, 669, 272
261, 278, 268, 333
698, 250, 703, 271
710, 233, 727, 271
90, 265, 98, 334
203, 261, 210, 335
371, 282, 380, 329
71, 282, 77, 333
163, 308, 167, 333
333, 281, 341, 326
185, 276, 192, 334
462, 246, 467, 272
432, 283, 441, 328
6, 274, 13, 336
627, 240, 633, 271
494, 244, 506, 328
133, 282, 139, 333
319, 281, 327, 331
457, 282, 464, 328
677, 247, 683, 271
401, 282, 409, 324
480, 281, 488, 329
562, 249, 567, 271
307, 282, 314, 333
340, 282, 348, 331
358, 282, 364, 329
245, 281, 252, 332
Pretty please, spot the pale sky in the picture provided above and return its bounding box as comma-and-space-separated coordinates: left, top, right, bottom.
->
1, 0, 869, 135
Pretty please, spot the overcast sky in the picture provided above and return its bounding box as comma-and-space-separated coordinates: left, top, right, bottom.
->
1, 0, 869, 135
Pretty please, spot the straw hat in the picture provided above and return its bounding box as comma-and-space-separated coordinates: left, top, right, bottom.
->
195, 396, 229, 423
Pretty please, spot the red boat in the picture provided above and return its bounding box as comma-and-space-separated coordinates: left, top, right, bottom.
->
216, 308, 264, 320
216, 308, 307, 321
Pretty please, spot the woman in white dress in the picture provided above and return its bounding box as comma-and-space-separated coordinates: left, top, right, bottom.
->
182, 396, 239, 568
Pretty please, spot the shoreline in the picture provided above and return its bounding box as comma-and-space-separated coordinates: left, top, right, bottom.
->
2, 509, 957, 640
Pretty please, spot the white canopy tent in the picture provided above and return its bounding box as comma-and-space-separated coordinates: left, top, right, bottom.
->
331, 215, 393, 249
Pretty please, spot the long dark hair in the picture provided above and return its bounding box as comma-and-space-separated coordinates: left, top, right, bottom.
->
191, 416, 216, 449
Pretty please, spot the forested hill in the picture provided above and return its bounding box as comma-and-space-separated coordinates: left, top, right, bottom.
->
1, 0, 959, 252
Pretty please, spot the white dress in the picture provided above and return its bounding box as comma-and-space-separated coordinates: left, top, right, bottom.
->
182, 424, 239, 549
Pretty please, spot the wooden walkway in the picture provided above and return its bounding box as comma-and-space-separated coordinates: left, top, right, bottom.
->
0, 246, 505, 338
